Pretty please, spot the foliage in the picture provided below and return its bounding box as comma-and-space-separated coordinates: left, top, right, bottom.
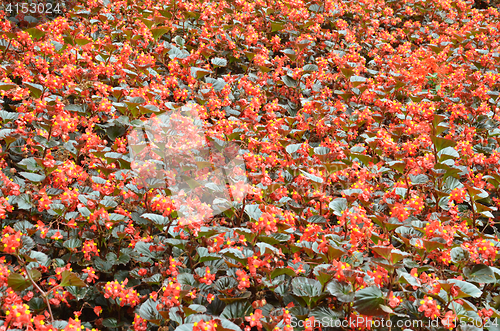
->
0, 0, 500, 330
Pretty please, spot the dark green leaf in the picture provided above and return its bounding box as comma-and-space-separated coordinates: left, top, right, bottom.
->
350, 75, 367, 87
139, 298, 162, 324
329, 198, 347, 216
63, 239, 82, 250
327, 280, 355, 303
310, 307, 341, 326
466, 265, 496, 284
291, 277, 322, 297
151, 27, 170, 40
0, 83, 17, 91
19, 172, 45, 182
270, 268, 297, 279
191, 67, 212, 79
60, 271, 86, 287
244, 204, 262, 221
26, 27, 46, 40
303, 64, 318, 72
354, 286, 385, 316
282, 76, 297, 88
8, 273, 31, 291
271, 21, 285, 32
211, 57, 227, 67
24, 82, 44, 99
220, 301, 252, 319
102, 318, 122, 328
285, 143, 301, 155
451, 246, 470, 264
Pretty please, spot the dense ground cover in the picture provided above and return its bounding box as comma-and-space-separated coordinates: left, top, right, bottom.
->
1, 0, 500, 330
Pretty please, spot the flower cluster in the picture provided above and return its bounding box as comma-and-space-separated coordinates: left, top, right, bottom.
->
103, 279, 140, 307
82, 239, 100, 261
1, 227, 22, 254
418, 296, 441, 319
159, 280, 182, 309
1, 291, 32, 329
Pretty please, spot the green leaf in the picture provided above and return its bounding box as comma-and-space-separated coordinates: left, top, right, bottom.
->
310, 307, 341, 326
387, 160, 406, 173
60, 271, 86, 287
197, 247, 221, 262
63, 238, 82, 250
314, 146, 330, 155
220, 301, 252, 319
350, 75, 367, 87
106, 125, 127, 140
451, 246, 470, 264
211, 57, 227, 67
144, 273, 162, 285
94, 257, 113, 273
169, 46, 189, 59
244, 204, 262, 221
300, 170, 323, 183
219, 319, 243, 331
431, 136, 456, 152
409, 174, 428, 185
102, 318, 122, 328
51, 40, 64, 51
8, 272, 31, 291
285, 143, 301, 155
354, 286, 385, 316
340, 67, 354, 78
28, 297, 46, 311
0, 83, 17, 91
139, 299, 162, 324
303, 64, 318, 72
329, 198, 347, 216
30, 251, 50, 266
256, 242, 280, 255
390, 249, 410, 264
75, 38, 92, 46
175, 324, 195, 331
215, 277, 238, 291
282, 75, 297, 88
24, 82, 44, 99
327, 280, 355, 303
117, 253, 131, 265
179, 175, 203, 190
283, 49, 297, 60
14, 194, 32, 210
141, 213, 168, 225
307, 215, 327, 223
445, 279, 482, 299
182, 305, 206, 318
151, 27, 170, 40
19, 172, 45, 182
466, 265, 496, 284
134, 241, 156, 261
398, 272, 421, 287
437, 146, 459, 161
26, 27, 46, 40
271, 21, 285, 32
270, 268, 297, 279
190, 67, 212, 79
65, 286, 88, 301
291, 277, 322, 297
139, 104, 160, 115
